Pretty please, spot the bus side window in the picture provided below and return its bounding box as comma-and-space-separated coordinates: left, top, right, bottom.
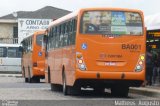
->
21, 41, 24, 53
70, 19, 76, 45
23, 40, 27, 53
63, 23, 68, 46
52, 27, 55, 49
0, 47, 7, 57
27, 37, 31, 52
61, 23, 65, 47
8, 47, 17, 58
72, 19, 77, 44
58, 26, 61, 48
55, 26, 58, 48
26, 39, 29, 53
60, 24, 64, 47
29, 37, 32, 52
0, 48, 3, 57
63, 23, 67, 46
66, 22, 70, 45
68, 21, 72, 45
49, 28, 52, 49
18, 46, 22, 57
31, 36, 33, 52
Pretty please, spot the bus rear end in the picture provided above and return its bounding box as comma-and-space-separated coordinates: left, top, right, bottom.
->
75, 8, 145, 96
32, 31, 46, 78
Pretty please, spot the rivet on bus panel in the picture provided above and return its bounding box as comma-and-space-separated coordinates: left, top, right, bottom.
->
96, 73, 100, 78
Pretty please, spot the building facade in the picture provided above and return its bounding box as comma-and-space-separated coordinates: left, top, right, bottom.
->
0, 19, 18, 43
0, 6, 70, 44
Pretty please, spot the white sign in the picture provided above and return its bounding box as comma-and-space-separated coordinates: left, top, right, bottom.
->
18, 18, 52, 43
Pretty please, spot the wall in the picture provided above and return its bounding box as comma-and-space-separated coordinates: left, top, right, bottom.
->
0, 23, 17, 38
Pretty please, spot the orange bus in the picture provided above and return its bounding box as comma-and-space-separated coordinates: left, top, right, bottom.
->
21, 30, 46, 83
45, 8, 146, 97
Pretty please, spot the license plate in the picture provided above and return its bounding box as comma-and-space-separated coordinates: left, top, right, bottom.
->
105, 62, 116, 66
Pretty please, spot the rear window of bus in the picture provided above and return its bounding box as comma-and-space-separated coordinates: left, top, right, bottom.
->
36, 34, 44, 46
81, 11, 143, 35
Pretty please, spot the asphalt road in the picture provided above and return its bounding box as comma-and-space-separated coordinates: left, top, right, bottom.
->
0, 74, 159, 106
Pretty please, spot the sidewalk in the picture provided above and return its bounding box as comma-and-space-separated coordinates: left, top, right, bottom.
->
130, 85, 160, 98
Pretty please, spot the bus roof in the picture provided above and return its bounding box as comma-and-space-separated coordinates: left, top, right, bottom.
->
21, 30, 46, 42
79, 7, 143, 13
0, 43, 21, 47
48, 11, 79, 30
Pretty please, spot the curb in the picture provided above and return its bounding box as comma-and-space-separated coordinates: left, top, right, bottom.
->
130, 87, 160, 98
0, 74, 22, 78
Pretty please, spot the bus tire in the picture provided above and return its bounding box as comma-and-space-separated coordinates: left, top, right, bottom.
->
25, 78, 28, 82
34, 77, 40, 83
62, 70, 75, 95
23, 67, 25, 77
28, 67, 32, 83
111, 85, 129, 97
62, 72, 80, 95
23, 67, 28, 83
62, 72, 68, 95
70, 86, 81, 95
37, 78, 40, 83
48, 67, 51, 83
51, 84, 62, 91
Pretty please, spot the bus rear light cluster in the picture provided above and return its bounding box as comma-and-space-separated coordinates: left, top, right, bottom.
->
78, 59, 83, 64
76, 54, 82, 59
138, 61, 143, 65
135, 54, 145, 72
76, 52, 86, 71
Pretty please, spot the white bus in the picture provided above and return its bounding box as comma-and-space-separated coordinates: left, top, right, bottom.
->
0, 44, 22, 72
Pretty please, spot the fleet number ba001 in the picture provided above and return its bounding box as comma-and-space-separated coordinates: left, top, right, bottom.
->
122, 44, 141, 50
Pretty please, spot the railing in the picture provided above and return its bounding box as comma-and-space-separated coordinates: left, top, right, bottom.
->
0, 38, 18, 44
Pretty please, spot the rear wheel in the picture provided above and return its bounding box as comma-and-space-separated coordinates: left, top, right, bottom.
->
28, 67, 32, 83
25, 78, 28, 82
62, 72, 68, 95
33, 77, 40, 83
48, 67, 51, 83
62, 71, 81, 95
51, 84, 62, 91
29, 77, 40, 83
23, 67, 28, 83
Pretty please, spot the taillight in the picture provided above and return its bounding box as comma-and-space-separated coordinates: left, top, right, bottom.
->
76, 52, 86, 71
139, 61, 143, 65
78, 59, 83, 64
33, 62, 37, 67
135, 54, 145, 72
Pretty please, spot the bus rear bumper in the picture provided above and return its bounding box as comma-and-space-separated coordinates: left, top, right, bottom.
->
33, 67, 45, 77
74, 79, 143, 88
75, 69, 145, 87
